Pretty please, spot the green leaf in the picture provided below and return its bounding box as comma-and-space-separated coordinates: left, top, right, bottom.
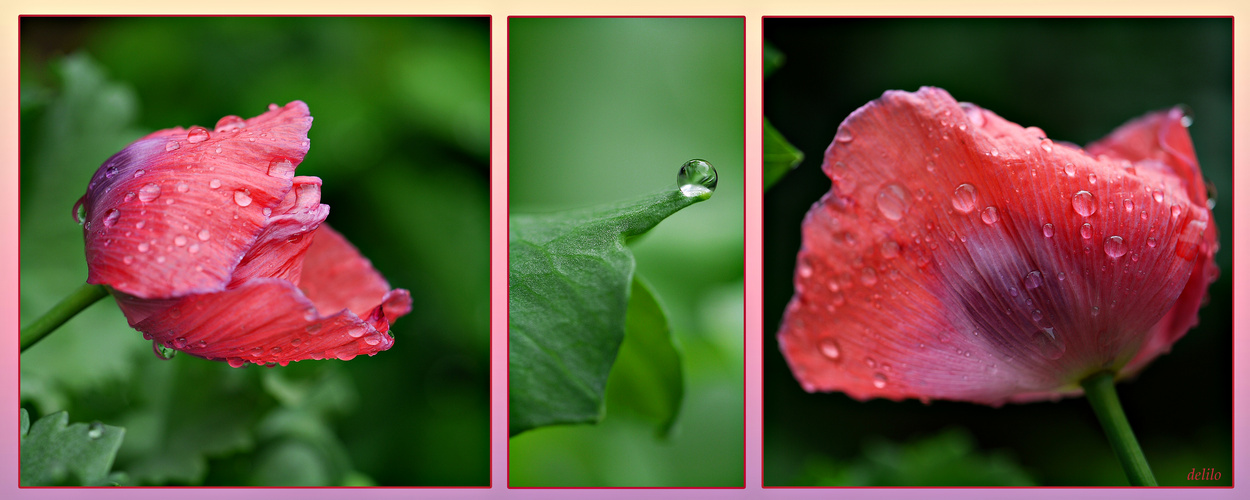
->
20, 409, 127, 486
509, 179, 712, 436
605, 277, 683, 438
796, 428, 1036, 486
763, 117, 804, 191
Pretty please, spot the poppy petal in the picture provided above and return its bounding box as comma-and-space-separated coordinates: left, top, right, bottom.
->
131, 278, 396, 367
228, 176, 330, 287
778, 87, 1217, 405
81, 101, 313, 299
298, 225, 412, 322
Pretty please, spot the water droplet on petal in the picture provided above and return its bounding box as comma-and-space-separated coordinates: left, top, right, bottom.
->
1175, 219, 1207, 261
267, 157, 296, 179
1072, 191, 1097, 217
874, 183, 910, 221
102, 209, 120, 227
980, 206, 999, 225
861, 268, 878, 286
1064, 163, 1076, 177
1039, 138, 1053, 153
268, 103, 280, 111
227, 358, 247, 368
1024, 270, 1043, 289
1153, 190, 1164, 203
872, 373, 888, 388
137, 242, 150, 253
1104, 235, 1127, 258
165, 141, 180, 151
209, 179, 222, 189
819, 338, 842, 361
1092, 306, 1100, 317
1080, 223, 1093, 239
1171, 205, 1182, 219
176, 182, 189, 193
172, 337, 188, 349
677, 159, 717, 197
880, 240, 900, 259
215, 115, 246, 133
1147, 236, 1158, 248
138, 183, 162, 203
951, 183, 977, 213
1032, 309, 1043, 321
1031, 328, 1066, 359
197, 229, 210, 241
186, 126, 210, 143
834, 130, 853, 143
1123, 199, 1134, 213
234, 189, 253, 207
174, 235, 187, 247
1042, 223, 1054, 238
154, 341, 177, 360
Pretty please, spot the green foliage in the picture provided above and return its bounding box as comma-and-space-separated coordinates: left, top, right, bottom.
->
795, 429, 1036, 486
20, 17, 489, 486
20, 410, 127, 486
763, 117, 804, 191
509, 186, 708, 435
608, 278, 683, 437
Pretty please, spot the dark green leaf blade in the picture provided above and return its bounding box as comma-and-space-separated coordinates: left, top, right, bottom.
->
20, 409, 126, 486
606, 277, 683, 438
763, 117, 804, 191
509, 185, 710, 436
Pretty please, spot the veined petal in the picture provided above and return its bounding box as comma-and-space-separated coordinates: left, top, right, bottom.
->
131, 278, 396, 367
299, 225, 412, 323
778, 87, 1217, 405
80, 101, 313, 299
229, 176, 330, 287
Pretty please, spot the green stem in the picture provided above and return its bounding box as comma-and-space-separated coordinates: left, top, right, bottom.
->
20, 283, 110, 352
1081, 371, 1157, 486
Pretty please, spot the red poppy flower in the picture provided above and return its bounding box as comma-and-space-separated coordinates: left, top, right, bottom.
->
74, 101, 412, 367
777, 87, 1218, 405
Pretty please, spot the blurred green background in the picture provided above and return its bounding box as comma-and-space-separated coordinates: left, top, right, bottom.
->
509, 17, 744, 486
19, 17, 489, 486
764, 18, 1231, 486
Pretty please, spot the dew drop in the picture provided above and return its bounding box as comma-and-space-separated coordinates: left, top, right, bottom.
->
1008, 286, 1019, 297
1092, 306, 1100, 317
234, 189, 253, 207
1153, 190, 1164, 203
1147, 236, 1158, 248
677, 159, 717, 197
305, 323, 322, 335
186, 126, 210, 144
860, 268, 878, 286
1080, 222, 1093, 239
875, 183, 910, 221
1042, 223, 1054, 238
1024, 270, 1043, 289
137, 242, 150, 253
1039, 138, 1053, 153
880, 240, 900, 259
818, 338, 842, 361
176, 181, 189, 193
1104, 235, 1127, 258
980, 206, 999, 225
1088, 173, 1097, 185
1030, 328, 1066, 359
1175, 219, 1207, 261
1064, 163, 1076, 177
123, 255, 134, 265
215, 115, 246, 133
102, 209, 120, 227
1031, 309, 1043, 321
173, 337, 188, 349
197, 229, 210, 241
87, 422, 104, 439
834, 130, 853, 143
209, 179, 222, 189
872, 373, 888, 389
951, 183, 977, 213
123, 192, 136, 202
138, 183, 162, 203
267, 157, 297, 179
1170, 205, 1182, 219
335, 344, 359, 361
227, 358, 247, 368
165, 141, 180, 151
154, 342, 177, 360
1057, 271, 1066, 281
174, 235, 187, 247
1072, 191, 1097, 217
1123, 199, 1134, 213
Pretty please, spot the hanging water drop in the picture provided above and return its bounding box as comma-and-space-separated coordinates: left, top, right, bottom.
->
1030, 328, 1066, 360
872, 373, 888, 388
677, 159, 717, 197
154, 341, 177, 360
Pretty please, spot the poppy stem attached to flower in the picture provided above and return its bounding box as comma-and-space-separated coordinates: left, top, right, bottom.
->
1081, 371, 1157, 486
20, 283, 110, 352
